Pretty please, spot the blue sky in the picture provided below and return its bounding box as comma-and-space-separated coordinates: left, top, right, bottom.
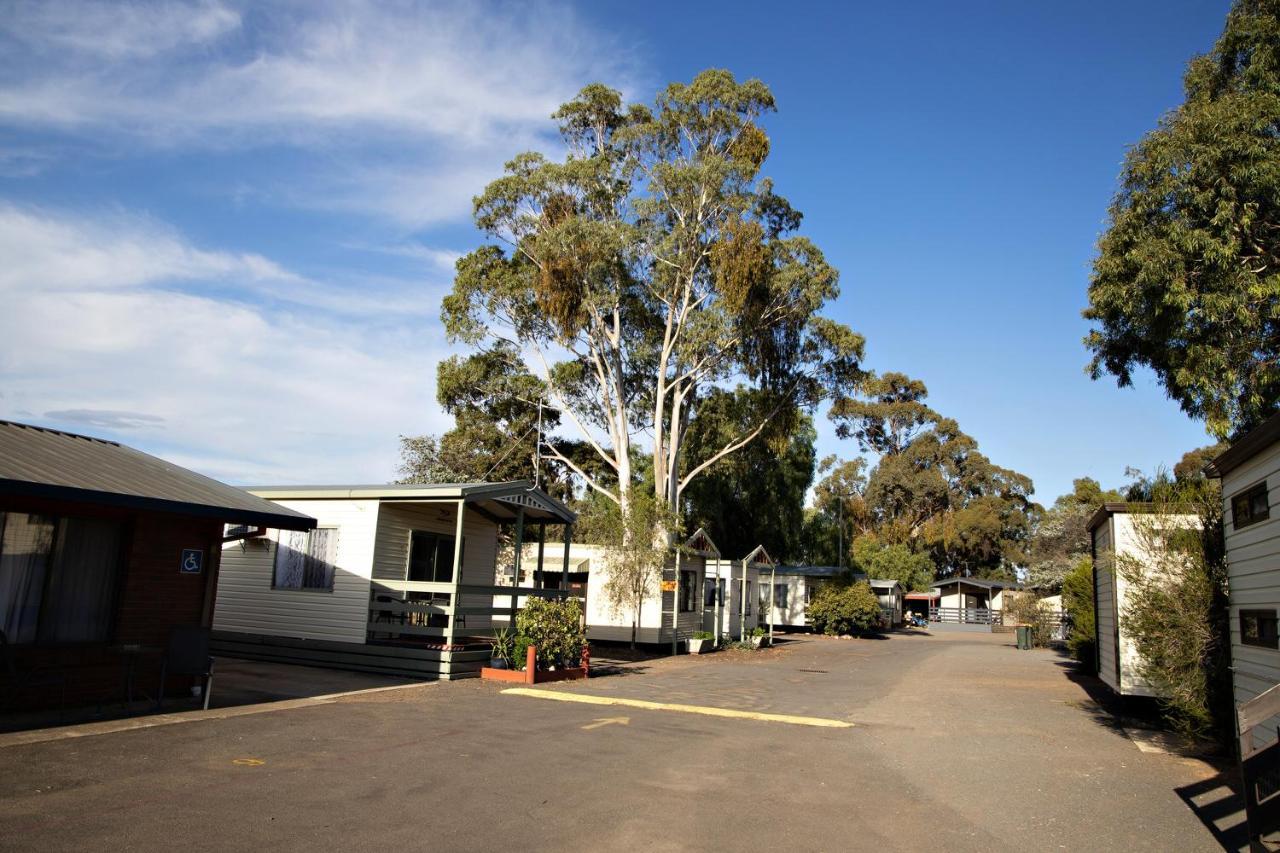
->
0, 0, 1231, 502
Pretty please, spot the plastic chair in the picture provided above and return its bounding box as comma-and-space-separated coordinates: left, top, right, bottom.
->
157, 625, 214, 711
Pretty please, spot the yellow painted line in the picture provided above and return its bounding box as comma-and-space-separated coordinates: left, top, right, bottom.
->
501, 687, 854, 729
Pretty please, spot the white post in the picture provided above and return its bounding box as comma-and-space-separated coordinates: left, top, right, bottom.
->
769, 564, 776, 644
715, 559, 723, 645
446, 499, 465, 645
739, 558, 748, 641
672, 549, 681, 657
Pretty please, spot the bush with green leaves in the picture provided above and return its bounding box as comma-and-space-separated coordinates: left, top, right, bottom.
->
1004, 592, 1053, 647
1061, 557, 1096, 670
806, 580, 883, 636
515, 596, 587, 669
692, 630, 714, 641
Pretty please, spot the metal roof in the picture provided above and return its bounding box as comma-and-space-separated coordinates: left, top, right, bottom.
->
868, 578, 903, 590
930, 577, 1021, 591
0, 420, 314, 530
247, 479, 576, 524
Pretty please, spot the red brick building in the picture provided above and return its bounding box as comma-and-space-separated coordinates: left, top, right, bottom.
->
0, 420, 314, 711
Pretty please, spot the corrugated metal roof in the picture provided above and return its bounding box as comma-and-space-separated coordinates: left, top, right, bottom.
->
247, 480, 576, 524
930, 577, 1020, 590
0, 420, 314, 530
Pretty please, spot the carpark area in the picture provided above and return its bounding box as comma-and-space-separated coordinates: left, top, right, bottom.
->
0, 631, 1242, 852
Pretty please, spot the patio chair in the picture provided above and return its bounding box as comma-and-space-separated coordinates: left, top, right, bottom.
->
0, 629, 66, 715
157, 625, 214, 711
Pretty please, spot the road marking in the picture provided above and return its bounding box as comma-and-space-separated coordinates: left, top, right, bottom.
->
581, 716, 630, 730
232, 757, 266, 766
502, 688, 854, 729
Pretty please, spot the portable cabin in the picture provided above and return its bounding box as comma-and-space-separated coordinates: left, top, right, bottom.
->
213, 481, 576, 679
0, 420, 315, 712
869, 579, 904, 627
703, 557, 762, 640
929, 577, 1020, 625
767, 566, 847, 630
1087, 503, 1201, 697
516, 539, 707, 648
1207, 414, 1280, 748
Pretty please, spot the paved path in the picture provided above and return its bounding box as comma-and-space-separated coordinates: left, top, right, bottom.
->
0, 630, 1233, 852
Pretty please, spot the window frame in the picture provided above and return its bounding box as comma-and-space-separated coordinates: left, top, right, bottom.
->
406, 529, 461, 585
774, 583, 789, 610
272, 526, 339, 592
678, 569, 698, 613
1232, 481, 1271, 530
1241, 609, 1280, 650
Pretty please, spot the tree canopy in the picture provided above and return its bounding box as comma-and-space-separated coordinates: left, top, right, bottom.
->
441, 70, 865, 538
1084, 0, 1280, 439
1025, 477, 1124, 592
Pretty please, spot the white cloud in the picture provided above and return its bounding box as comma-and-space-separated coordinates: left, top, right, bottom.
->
0, 1, 638, 145
3, 0, 241, 60
0, 204, 453, 483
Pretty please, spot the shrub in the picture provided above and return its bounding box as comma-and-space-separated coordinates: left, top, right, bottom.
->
1005, 592, 1053, 647
692, 630, 714, 641
515, 596, 586, 668
1061, 557, 1096, 670
807, 580, 882, 635
512, 634, 533, 670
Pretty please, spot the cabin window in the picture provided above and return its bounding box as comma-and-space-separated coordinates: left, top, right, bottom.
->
0, 512, 122, 644
806, 583, 817, 604
407, 531, 458, 584
1232, 482, 1270, 529
774, 584, 789, 609
704, 578, 725, 607
274, 528, 337, 591
1242, 610, 1279, 650
678, 570, 698, 612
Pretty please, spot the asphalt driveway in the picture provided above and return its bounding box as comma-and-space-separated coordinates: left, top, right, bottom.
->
0, 631, 1235, 852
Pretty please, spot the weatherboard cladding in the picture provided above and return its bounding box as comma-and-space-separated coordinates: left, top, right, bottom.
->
0, 419, 313, 529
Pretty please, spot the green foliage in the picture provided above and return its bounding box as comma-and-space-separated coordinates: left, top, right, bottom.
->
512, 634, 533, 671
851, 537, 933, 591
1084, 0, 1280, 439
681, 390, 816, 561
799, 455, 868, 565
1061, 557, 1096, 670
1005, 592, 1053, 648
489, 626, 516, 666
807, 580, 883, 636
1116, 483, 1231, 742
441, 68, 866, 529
515, 597, 587, 669
692, 630, 714, 641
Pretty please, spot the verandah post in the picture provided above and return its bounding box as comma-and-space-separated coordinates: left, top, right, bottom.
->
672, 548, 681, 657
511, 506, 525, 630
739, 558, 748, 641
446, 499, 465, 645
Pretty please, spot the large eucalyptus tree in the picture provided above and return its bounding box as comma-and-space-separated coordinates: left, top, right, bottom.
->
443, 70, 865, 535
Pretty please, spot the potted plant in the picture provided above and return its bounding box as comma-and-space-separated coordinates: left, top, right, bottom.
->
489, 627, 515, 669
688, 631, 715, 654
748, 626, 767, 649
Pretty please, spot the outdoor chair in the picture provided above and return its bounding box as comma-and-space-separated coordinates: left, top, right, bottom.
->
0, 629, 67, 715
157, 625, 214, 711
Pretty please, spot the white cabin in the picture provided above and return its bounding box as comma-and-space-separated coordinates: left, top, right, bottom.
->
869, 579, 904, 627
766, 566, 844, 630
213, 481, 576, 679
1087, 503, 1201, 697
518, 542, 706, 647
1208, 415, 1280, 747
702, 558, 762, 640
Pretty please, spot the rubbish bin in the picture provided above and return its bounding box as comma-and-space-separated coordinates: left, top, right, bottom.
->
1015, 624, 1031, 650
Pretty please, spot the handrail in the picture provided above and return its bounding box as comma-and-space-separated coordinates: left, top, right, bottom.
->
1240, 682, 1280, 758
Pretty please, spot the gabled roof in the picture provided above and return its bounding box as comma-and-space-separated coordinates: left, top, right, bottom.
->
247, 480, 576, 524
868, 578, 903, 590
1206, 411, 1280, 479
0, 420, 314, 530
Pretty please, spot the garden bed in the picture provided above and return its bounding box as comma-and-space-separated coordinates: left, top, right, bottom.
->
480, 645, 589, 684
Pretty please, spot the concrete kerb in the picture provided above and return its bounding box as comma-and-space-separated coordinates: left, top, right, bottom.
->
0, 680, 435, 749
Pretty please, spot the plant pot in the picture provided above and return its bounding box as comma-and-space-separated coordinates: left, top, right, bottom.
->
748, 636, 763, 649
489, 658, 508, 670
688, 638, 713, 654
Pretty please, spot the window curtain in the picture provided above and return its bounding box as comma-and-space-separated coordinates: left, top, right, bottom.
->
302, 528, 336, 590
40, 517, 121, 643
275, 529, 309, 589
0, 512, 56, 644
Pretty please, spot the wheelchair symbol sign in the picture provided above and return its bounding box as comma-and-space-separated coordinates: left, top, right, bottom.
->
180, 548, 204, 574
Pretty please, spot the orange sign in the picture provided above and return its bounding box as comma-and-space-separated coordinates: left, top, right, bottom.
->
660, 580, 678, 592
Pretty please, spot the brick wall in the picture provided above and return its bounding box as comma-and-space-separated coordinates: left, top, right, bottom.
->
2, 498, 224, 713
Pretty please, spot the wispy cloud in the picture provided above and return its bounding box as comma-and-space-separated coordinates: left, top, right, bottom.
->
0, 204, 453, 483
3, 0, 241, 61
